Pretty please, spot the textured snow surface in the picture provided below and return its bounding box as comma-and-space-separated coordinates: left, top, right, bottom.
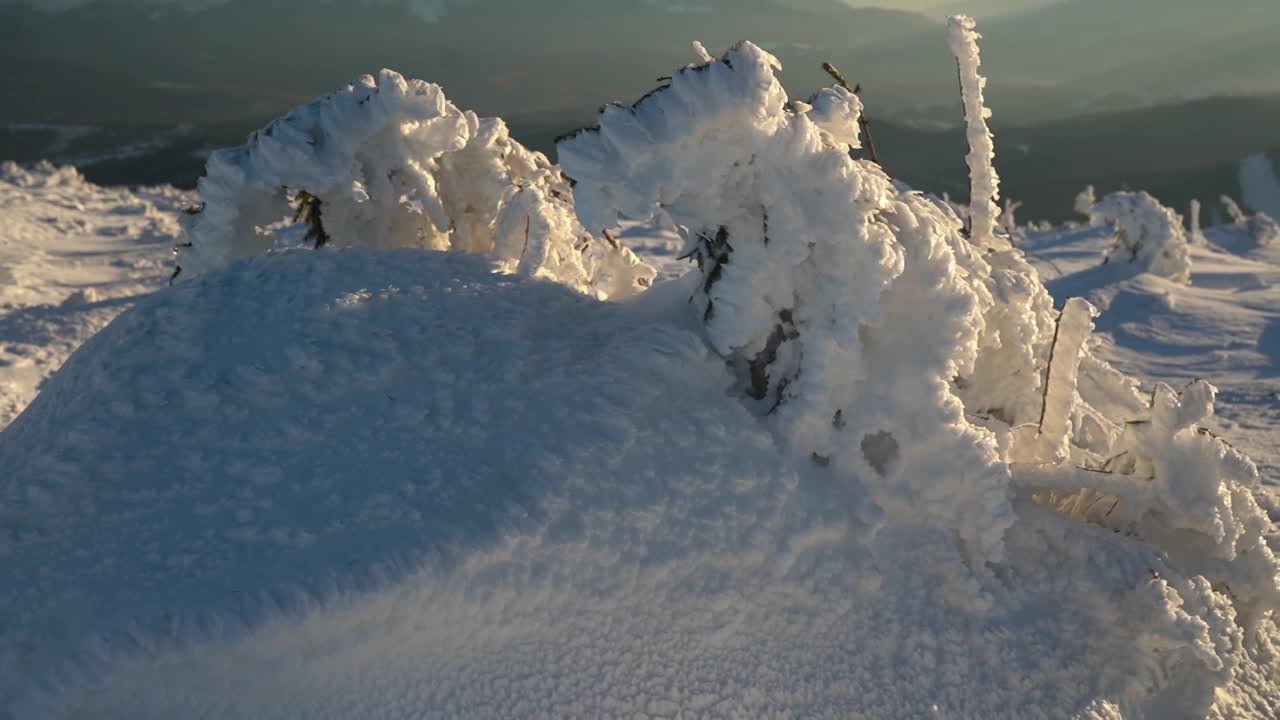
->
0, 162, 189, 429
2, 247, 1277, 719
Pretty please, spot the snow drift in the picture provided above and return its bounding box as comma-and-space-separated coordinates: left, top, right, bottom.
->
4, 22, 1280, 720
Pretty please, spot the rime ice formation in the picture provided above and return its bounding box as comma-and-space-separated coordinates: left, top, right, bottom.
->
948, 15, 1002, 247
1088, 191, 1193, 283
177, 70, 653, 299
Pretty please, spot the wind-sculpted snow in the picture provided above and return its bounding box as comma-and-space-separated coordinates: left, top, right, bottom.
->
177, 69, 653, 299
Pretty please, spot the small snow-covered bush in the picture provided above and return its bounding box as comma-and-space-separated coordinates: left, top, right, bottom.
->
177, 70, 653, 300
1222, 194, 1280, 248
561, 40, 1057, 566
1089, 191, 1192, 283
559, 36, 1278, 670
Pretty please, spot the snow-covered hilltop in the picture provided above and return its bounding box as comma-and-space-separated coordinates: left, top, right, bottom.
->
3, 18, 1280, 720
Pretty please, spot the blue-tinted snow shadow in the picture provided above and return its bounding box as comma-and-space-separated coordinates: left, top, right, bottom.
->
0, 248, 731, 695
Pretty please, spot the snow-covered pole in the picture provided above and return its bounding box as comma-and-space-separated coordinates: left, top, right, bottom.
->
948, 15, 1001, 246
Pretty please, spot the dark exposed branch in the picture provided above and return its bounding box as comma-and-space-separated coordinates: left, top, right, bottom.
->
822, 62, 880, 167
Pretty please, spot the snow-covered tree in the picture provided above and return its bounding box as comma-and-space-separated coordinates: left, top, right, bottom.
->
177, 70, 654, 299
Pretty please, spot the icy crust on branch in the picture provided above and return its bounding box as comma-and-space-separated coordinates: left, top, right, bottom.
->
177, 70, 653, 299
1089, 191, 1193, 283
560, 41, 1056, 565
559, 40, 1280, 674
948, 15, 1002, 247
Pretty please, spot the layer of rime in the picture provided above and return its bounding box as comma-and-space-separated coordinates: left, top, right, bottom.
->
948, 15, 1002, 247
3, 22, 1280, 720
559, 40, 1047, 566
1088, 191, 1193, 283
176, 69, 653, 299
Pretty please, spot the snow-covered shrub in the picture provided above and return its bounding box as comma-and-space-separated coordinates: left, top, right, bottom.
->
1089, 191, 1192, 283
558, 35, 1279, 648
948, 15, 1003, 247
1222, 194, 1280, 248
177, 70, 653, 299
560, 40, 1057, 566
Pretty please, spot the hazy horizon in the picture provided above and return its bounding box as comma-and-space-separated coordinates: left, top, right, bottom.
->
2, 0, 1277, 222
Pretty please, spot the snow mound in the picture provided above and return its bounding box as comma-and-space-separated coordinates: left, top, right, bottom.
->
177, 69, 653, 299
1, 247, 1277, 718
1089, 191, 1193, 283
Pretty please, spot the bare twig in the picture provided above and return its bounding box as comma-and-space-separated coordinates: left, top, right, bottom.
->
822, 62, 880, 166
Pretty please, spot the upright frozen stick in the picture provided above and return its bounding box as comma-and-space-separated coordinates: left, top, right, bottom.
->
948, 15, 1001, 246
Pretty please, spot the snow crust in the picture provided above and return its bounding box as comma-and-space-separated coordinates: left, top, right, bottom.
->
178, 69, 653, 299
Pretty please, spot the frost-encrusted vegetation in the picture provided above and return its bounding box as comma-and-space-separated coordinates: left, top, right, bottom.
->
176, 70, 654, 299
4, 15, 1280, 720
1088, 190, 1193, 283
560, 31, 1279, 706
948, 14, 1002, 247
1222, 194, 1280, 248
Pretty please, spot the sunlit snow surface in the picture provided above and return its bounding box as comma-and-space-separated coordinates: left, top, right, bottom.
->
2, 165, 1280, 717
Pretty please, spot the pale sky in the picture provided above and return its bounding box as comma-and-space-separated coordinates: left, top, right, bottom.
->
13, 0, 1059, 18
